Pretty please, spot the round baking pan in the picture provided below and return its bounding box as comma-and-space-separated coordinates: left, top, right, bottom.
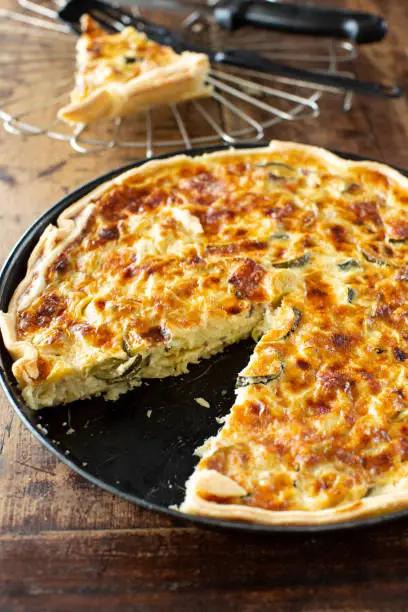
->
1, 143, 408, 533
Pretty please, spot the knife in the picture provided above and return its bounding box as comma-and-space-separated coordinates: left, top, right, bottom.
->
119, 0, 387, 45
58, 0, 401, 99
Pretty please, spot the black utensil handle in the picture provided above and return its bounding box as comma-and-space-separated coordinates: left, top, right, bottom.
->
214, 1, 387, 44
212, 49, 402, 99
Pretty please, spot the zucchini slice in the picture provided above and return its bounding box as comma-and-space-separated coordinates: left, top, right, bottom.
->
338, 259, 360, 271
91, 354, 143, 382
236, 360, 284, 389
362, 251, 389, 267
255, 161, 296, 171
389, 237, 408, 243
270, 233, 290, 240
347, 288, 357, 304
281, 307, 302, 340
272, 253, 311, 269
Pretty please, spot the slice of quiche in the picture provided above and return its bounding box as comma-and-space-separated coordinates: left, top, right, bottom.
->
58, 15, 212, 124
182, 274, 408, 525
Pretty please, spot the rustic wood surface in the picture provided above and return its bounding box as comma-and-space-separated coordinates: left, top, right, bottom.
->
1, 0, 408, 609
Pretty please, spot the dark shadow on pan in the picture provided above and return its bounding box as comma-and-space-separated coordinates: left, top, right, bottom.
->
1, 142, 408, 534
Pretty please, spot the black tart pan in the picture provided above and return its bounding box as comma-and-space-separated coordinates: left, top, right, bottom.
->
2, 143, 408, 533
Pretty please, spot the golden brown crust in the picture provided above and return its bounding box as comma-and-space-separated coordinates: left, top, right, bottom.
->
58, 16, 212, 124
181, 470, 408, 525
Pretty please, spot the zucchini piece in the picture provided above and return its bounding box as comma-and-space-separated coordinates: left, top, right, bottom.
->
91, 354, 143, 382
236, 361, 284, 389
338, 259, 360, 271
389, 237, 408, 243
281, 308, 302, 340
124, 55, 142, 64
362, 251, 389, 267
347, 288, 357, 304
270, 233, 290, 240
122, 334, 132, 356
255, 161, 296, 171
272, 253, 311, 269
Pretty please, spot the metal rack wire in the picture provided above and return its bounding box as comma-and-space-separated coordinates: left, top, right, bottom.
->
0, 0, 359, 156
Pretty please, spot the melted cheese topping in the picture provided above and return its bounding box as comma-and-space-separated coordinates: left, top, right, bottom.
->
4, 141, 408, 517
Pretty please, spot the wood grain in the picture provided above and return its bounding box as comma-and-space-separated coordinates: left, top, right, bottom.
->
1, 0, 408, 609
2, 524, 408, 611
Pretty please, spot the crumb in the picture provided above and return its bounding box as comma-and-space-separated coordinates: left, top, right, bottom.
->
146, 409, 152, 418
66, 427, 75, 435
194, 443, 207, 458
215, 416, 226, 425
194, 397, 210, 409
62, 422, 67, 427
65, 450, 70, 456
221, 389, 227, 396
82, 461, 88, 467
36, 424, 48, 435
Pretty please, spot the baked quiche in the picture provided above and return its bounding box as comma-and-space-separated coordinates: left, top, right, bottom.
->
58, 15, 212, 124
3, 141, 408, 525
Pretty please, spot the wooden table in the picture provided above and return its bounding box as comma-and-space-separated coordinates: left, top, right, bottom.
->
2, 0, 408, 609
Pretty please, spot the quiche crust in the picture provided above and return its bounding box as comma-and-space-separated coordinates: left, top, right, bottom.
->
182, 469, 408, 525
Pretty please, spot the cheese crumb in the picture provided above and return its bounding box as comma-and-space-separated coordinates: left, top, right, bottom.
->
36, 424, 48, 435
66, 427, 75, 435
147, 410, 152, 418
195, 397, 210, 409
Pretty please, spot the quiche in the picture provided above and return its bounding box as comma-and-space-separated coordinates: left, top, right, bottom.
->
3, 141, 408, 525
58, 15, 212, 124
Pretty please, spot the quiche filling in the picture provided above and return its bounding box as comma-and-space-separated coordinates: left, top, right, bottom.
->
3, 141, 408, 524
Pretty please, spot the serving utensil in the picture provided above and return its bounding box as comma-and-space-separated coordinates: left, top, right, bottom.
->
57, 0, 401, 99
126, 0, 388, 44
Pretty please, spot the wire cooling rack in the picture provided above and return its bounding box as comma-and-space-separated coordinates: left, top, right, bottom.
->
0, 0, 359, 155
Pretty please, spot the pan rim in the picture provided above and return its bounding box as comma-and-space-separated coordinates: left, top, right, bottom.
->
1, 141, 408, 534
